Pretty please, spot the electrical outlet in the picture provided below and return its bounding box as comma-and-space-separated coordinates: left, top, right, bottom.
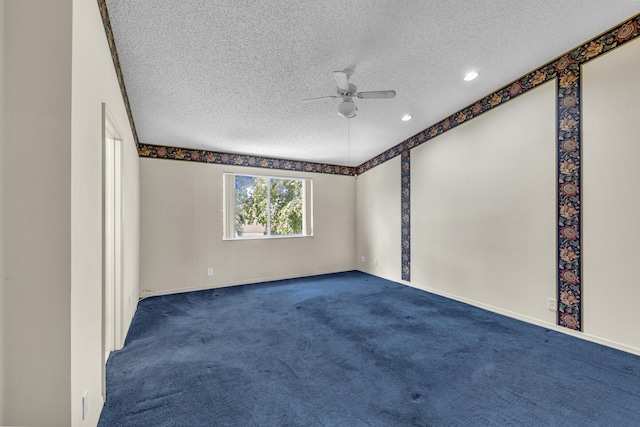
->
547, 298, 557, 311
82, 389, 88, 420
374, 259, 378, 266
207, 268, 214, 276
128, 296, 131, 307
361, 256, 365, 263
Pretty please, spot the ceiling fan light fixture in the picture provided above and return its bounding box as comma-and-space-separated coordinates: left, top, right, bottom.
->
337, 99, 357, 118
401, 114, 413, 121
464, 71, 479, 81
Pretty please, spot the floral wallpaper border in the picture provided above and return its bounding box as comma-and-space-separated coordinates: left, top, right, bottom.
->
138, 144, 357, 176
355, 16, 640, 178
97, 0, 139, 146
98, 2, 640, 330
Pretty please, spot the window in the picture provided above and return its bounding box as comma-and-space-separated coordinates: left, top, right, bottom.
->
223, 173, 313, 239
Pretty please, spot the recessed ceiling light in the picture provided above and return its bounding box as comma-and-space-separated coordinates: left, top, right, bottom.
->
401, 114, 412, 121
464, 71, 478, 81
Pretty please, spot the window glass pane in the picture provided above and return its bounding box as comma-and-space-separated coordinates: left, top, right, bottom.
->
270, 178, 303, 235
234, 175, 268, 237
227, 173, 309, 239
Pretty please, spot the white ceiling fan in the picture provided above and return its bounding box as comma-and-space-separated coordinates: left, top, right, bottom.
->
303, 70, 396, 118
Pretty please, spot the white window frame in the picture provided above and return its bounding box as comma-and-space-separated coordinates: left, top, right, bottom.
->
223, 172, 313, 240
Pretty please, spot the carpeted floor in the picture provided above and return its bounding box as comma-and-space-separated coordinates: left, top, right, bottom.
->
98, 271, 640, 426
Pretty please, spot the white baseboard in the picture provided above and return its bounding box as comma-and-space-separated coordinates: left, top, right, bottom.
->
356, 267, 400, 284
403, 279, 640, 357
139, 267, 356, 298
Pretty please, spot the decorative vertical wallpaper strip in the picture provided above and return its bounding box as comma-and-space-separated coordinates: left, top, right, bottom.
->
97, 0, 140, 146
553, 14, 640, 330
557, 65, 582, 331
138, 143, 357, 176
401, 147, 411, 281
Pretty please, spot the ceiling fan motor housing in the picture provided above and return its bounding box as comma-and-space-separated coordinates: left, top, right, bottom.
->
337, 83, 358, 97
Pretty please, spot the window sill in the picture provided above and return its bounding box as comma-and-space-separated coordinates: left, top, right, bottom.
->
223, 234, 313, 241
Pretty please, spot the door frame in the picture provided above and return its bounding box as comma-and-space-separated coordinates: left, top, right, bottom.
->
102, 104, 124, 400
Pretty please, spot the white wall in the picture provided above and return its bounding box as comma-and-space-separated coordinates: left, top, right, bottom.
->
356, 156, 401, 282
410, 81, 557, 325
2, 1, 73, 425
582, 37, 640, 351
140, 159, 355, 295
1, 1, 140, 425
70, 1, 139, 425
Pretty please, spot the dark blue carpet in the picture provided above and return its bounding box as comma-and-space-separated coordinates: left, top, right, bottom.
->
99, 271, 640, 426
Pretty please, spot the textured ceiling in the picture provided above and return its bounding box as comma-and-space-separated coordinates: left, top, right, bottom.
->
105, 1, 640, 166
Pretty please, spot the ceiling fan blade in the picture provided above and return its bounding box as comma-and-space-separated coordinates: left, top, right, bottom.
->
301, 95, 340, 102
357, 90, 396, 99
333, 71, 350, 93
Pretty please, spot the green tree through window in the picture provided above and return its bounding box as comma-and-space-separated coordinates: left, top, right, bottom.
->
234, 175, 304, 237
